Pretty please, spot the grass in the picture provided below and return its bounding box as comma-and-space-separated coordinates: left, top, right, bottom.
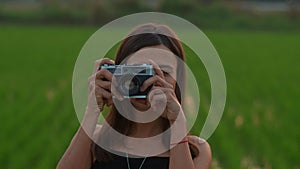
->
0, 24, 299, 169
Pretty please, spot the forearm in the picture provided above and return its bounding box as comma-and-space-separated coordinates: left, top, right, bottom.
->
56, 111, 99, 169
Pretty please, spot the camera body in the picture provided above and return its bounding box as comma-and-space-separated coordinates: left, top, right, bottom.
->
100, 64, 153, 98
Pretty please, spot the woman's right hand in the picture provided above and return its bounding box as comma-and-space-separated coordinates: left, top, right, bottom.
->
56, 58, 115, 169
86, 58, 115, 114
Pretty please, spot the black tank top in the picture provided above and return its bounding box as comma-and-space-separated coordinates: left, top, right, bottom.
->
91, 153, 169, 169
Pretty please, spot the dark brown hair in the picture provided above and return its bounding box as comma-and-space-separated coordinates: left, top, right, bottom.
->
93, 23, 198, 162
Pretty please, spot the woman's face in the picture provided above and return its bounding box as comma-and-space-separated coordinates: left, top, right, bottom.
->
125, 45, 178, 111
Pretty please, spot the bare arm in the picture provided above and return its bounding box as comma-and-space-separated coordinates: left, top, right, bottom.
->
56, 58, 114, 169
56, 113, 99, 169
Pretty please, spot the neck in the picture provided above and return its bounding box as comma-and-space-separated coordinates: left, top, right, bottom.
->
130, 117, 166, 138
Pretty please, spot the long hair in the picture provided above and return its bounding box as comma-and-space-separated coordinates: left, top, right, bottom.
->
93, 23, 197, 162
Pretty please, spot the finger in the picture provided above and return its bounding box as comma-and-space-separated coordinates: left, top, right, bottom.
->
162, 88, 176, 102
93, 58, 115, 73
148, 87, 166, 103
141, 75, 172, 92
95, 87, 113, 111
96, 69, 113, 81
95, 93, 104, 111
141, 75, 161, 91
149, 59, 164, 79
148, 87, 177, 107
166, 108, 180, 122
149, 88, 180, 121
150, 94, 167, 113
147, 89, 167, 112
95, 79, 111, 91
95, 86, 112, 100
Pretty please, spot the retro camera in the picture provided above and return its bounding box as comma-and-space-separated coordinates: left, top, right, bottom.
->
100, 64, 153, 98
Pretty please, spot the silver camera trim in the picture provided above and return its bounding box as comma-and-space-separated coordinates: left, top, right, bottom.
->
101, 64, 153, 98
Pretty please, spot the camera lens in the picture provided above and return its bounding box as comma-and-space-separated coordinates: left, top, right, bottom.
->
124, 78, 137, 90
118, 75, 140, 96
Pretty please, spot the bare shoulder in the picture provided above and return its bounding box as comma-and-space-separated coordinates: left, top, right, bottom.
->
187, 135, 211, 152
92, 124, 103, 140
187, 135, 212, 169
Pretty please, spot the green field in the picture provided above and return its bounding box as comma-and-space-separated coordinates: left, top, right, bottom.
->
0, 25, 299, 169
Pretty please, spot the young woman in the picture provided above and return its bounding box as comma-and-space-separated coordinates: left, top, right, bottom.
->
57, 23, 211, 169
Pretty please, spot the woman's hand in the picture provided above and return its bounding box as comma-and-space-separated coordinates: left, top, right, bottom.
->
140, 61, 182, 123
86, 58, 115, 113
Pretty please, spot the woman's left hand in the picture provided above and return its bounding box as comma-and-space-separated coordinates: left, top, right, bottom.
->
140, 61, 182, 123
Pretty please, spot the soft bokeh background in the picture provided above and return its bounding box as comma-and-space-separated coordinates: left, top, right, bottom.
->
1, 0, 299, 169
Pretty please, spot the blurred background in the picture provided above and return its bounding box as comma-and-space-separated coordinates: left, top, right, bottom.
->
0, 0, 299, 169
